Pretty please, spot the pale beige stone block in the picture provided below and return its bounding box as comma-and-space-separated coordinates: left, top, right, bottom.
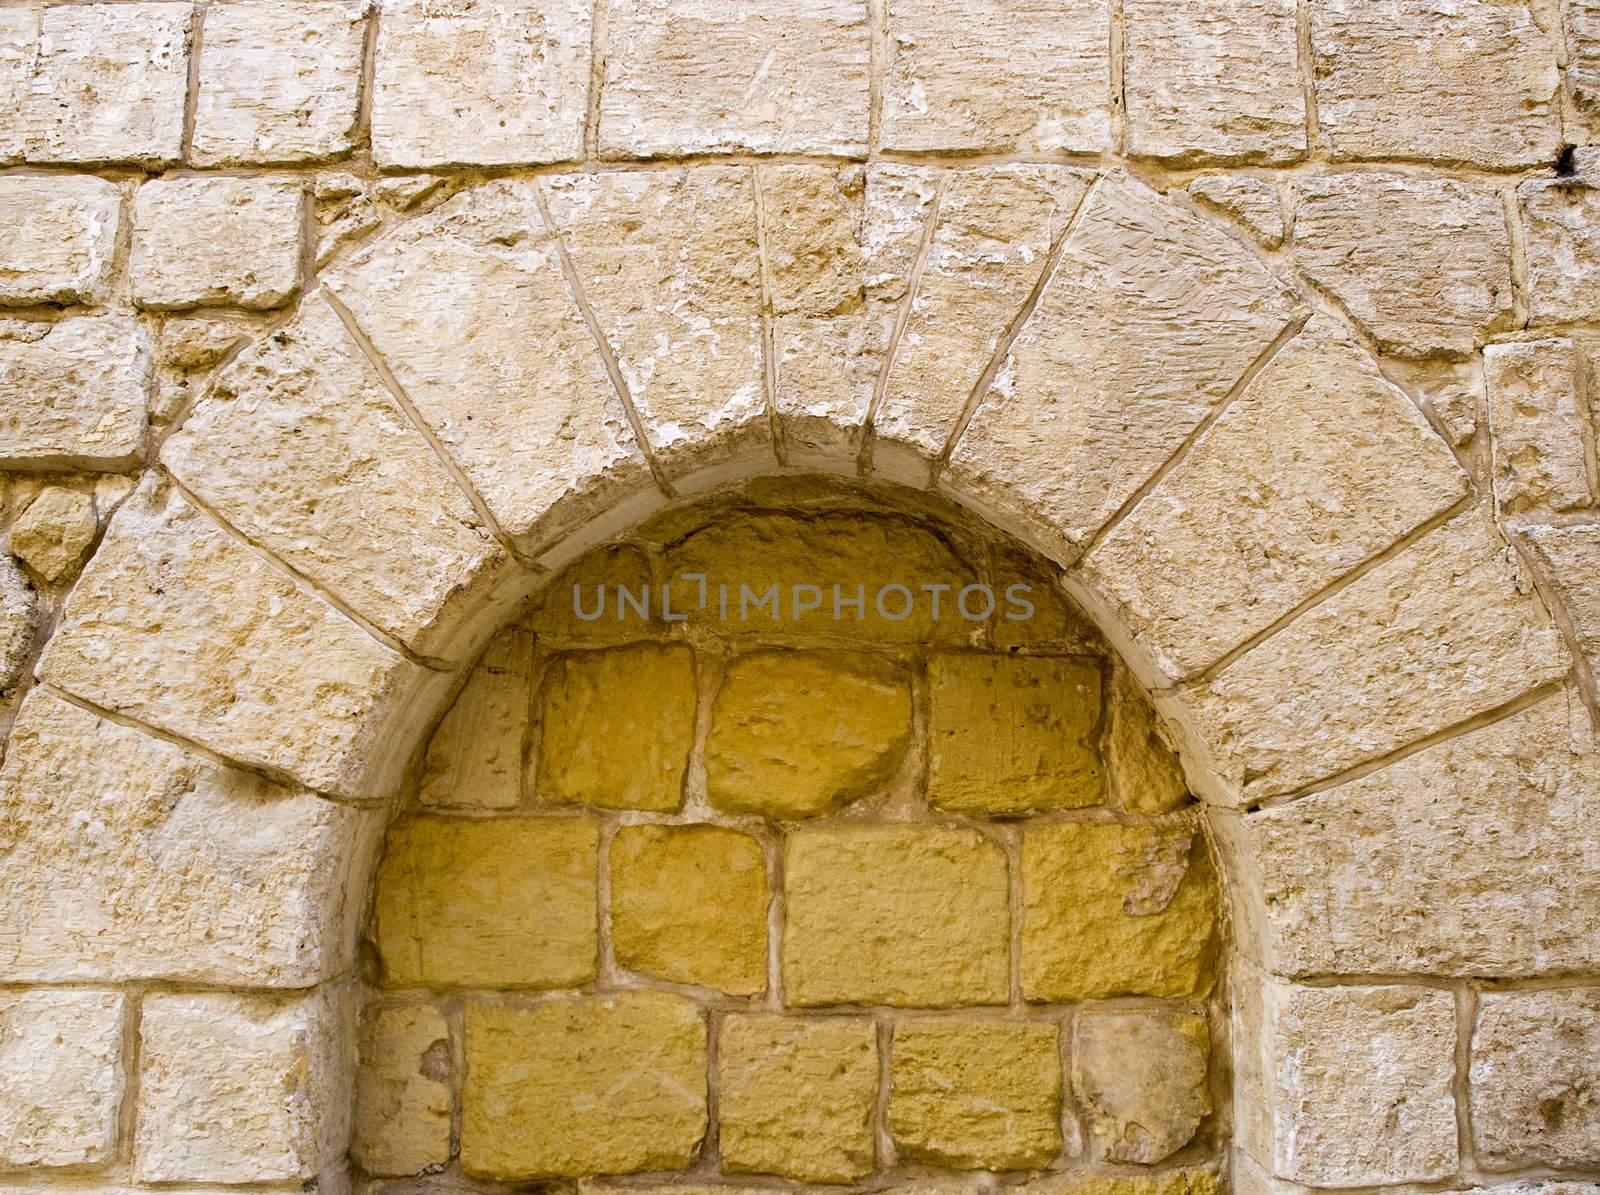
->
1520, 180, 1600, 327
0, 990, 124, 1168
0, 10, 37, 164
1521, 522, 1600, 680
353, 1003, 452, 1176
1074, 1009, 1209, 1164
1471, 989, 1600, 1169
0, 316, 150, 469
1187, 175, 1284, 248
0, 556, 36, 690
132, 177, 304, 311
1485, 340, 1597, 517
0, 175, 121, 306
9, 485, 97, 584
1570, 0, 1600, 139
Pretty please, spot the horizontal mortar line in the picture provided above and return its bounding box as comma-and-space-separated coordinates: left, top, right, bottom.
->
0, 969, 359, 1000
1254, 970, 1600, 992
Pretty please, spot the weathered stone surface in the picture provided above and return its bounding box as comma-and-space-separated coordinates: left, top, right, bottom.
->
599, 0, 869, 157
1106, 669, 1190, 815
0, 557, 36, 690
1572, 1, 1600, 137
538, 644, 696, 811
418, 628, 534, 809
327, 179, 649, 553
371, 815, 597, 988
784, 825, 1009, 1006
1520, 181, 1600, 326
1471, 989, 1600, 1169
706, 651, 911, 818
461, 993, 706, 1178
611, 824, 769, 994
927, 652, 1104, 814
193, 0, 368, 165
881, 0, 1109, 153
373, 0, 590, 168
1021, 822, 1218, 1001
1187, 175, 1285, 248
0, 316, 150, 469
0, 175, 121, 306
0, 990, 123, 1168
1485, 340, 1596, 517
0, 9, 37, 164
1293, 173, 1512, 356
718, 1013, 877, 1181
1235, 979, 1458, 1185
1124, 0, 1304, 162
1176, 510, 1569, 802
353, 1003, 452, 1177
0, 690, 372, 984
1073, 1009, 1209, 1164
132, 178, 304, 311
10, 485, 97, 584
1522, 522, 1600, 674
1024, 1170, 1223, 1195
889, 1018, 1062, 1169
1082, 321, 1469, 677
1308, 0, 1561, 168
38, 481, 431, 799
949, 174, 1294, 554
525, 544, 662, 644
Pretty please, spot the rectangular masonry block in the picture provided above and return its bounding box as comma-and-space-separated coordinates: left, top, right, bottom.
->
132, 177, 304, 310
1471, 989, 1600, 1170
353, 1002, 452, 1177
0, 990, 125, 1168
0, 175, 122, 306
0, 316, 150, 469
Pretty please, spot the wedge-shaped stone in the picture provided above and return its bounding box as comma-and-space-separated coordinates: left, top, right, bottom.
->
1175, 510, 1569, 802
599, 0, 869, 157
1472, 989, 1600, 1169
0, 176, 121, 306
1520, 180, 1600, 327
0, 990, 124, 1168
1082, 322, 1469, 678
882, 0, 1110, 153
1485, 340, 1597, 517
948, 175, 1295, 555
0, 690, 373, 984
1107, 668, 1191, 815
1187, 175, 1284, 248
326, 180, 650, 553
1522, 523, 1600, 675
38, 480, 433, 799
418, 627, 534, 809
353, 1003, 452, 1177
0, 316, 149, 470
1074, 1009, 1210, 1164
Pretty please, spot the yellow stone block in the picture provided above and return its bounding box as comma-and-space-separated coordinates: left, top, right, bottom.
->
1106, 670, 1191, 816
352, 1003, 452, 1176
524, 544, 664, 644
1023, 1167, 1223, 1195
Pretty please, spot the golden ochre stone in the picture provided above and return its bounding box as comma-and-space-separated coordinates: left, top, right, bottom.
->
1022, 1167, 1223, 1195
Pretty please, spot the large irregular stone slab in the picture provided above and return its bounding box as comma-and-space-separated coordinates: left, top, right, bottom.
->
598, 0, 869, 157
0, 989, 124, 1168
326, 179, 651, 554
0, 316, 150, 469
947, 174, 1296, 556
1073, 1009, 1209, 1164
1519, 180, 1600, 327
353, 1002, 452, 1177
1081, 320, 1469, 678
1471, 988, 1600, 1169
0, 175, 122, 306
1484, 340, 1597, 517
38, 480, 436, 799
131, 177, 304, 310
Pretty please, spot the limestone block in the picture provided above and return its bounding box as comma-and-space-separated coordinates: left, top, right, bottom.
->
38, 480, 433, 799
1520, 181, 1600, 326
1106, 671, 1191, 816
927, 652, 1103, 814
0, 10, 37, 164
1081, 321, 1469, 678
1571, 1, 1600, 138
1293, 173, 1512, 356
948, 174, 1295, 555
881, 0, 1109, 153
1187, 175, 1284, 248
418, 627, 534, 809
538, 644, 696, 810
1471, 989, 1600, 1169
131, 178, 304, 311
717, 1013, 878, 1182
461, 993, 706, 1178
784, 825, 1009, 1006
598, 0, 869, 157
706, 651, 911, 818
889, 1017, 1062, 1169
353, 1003, 452, 1176
1073, 1009, 1209, 1164
0, 690, 372, 984
136, 988, 351, 1183
1177, 510, 1569, 802
610, 824, 769, 994
0, 557, 36, 690
1021, 822, 1218, 1001
1124, 0, 1304, 163
1485, 340, 1597, 517
524, 544, 662, 644
1024, 1171, 1222, 1195
10, 485, 98, 584
0, 316, 150, 469
192, 0, 369, 165
371, 815, 597, 988
1308, 0, 1561, 168
326, 180, 650, 553
1522, 523, 1600, 674
0, 990, 124, 1168
373, 0, 590, 168
0, 175, 121, 306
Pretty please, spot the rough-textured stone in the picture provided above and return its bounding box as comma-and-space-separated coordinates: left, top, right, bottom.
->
610, 824, 769, 994
525, 544, 662, 644
718, 1013, 878, 1182
1021, 822, 1218, 1001
371, 815, 598, 988
784, 825, 1009, 1006
1308, 0, 1561, 168
1073, 1010, 1209, 1164
1520, 181, 1600, 327
1293, 173, 1512, 356
1471, 989, 1600, 1169
0, 175, 121, 306
193, 0, 369, 165
1176, 510, 1569, 802
1522, 522, 1600, 674
353, 1003, 452, 1177
0, 557, 37, 691
599, 0, 869, 157
1082, 321, 1469, 678
1106, 670, 1190, 815
881, 0, 1109, 153
0, 9, 37, 165
1485, 340, 1596, 516
1124, 0, 1304, 163
131, 178, 304, 311
136, 988, 351, 1183
0, 316, 150, 469
706, 651, 911, 818
889, 1018, 1062, 1169
1024, 1170, 1223, 1195
538, 644, 696, 810
373, 0, 591, 168
1572, 1, 1600, 137
9, 485, 97, 584
461, 993, 706, 1178
0, 990, 123, 1168
1187, 175, 1285, 248
418, 628, 534, 809
927, 652, 1104, 814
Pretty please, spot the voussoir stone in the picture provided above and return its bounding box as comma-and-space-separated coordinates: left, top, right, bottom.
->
0, 989, 124, 1169
1484, 340, 1597, 517
132, 177, 304, 311
0, 175, 121, 307
0, 316, 150, 469
1074, 1009, 1210, 1164
1471, 988, 1600, 1169
1521, 523, 1600, 677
